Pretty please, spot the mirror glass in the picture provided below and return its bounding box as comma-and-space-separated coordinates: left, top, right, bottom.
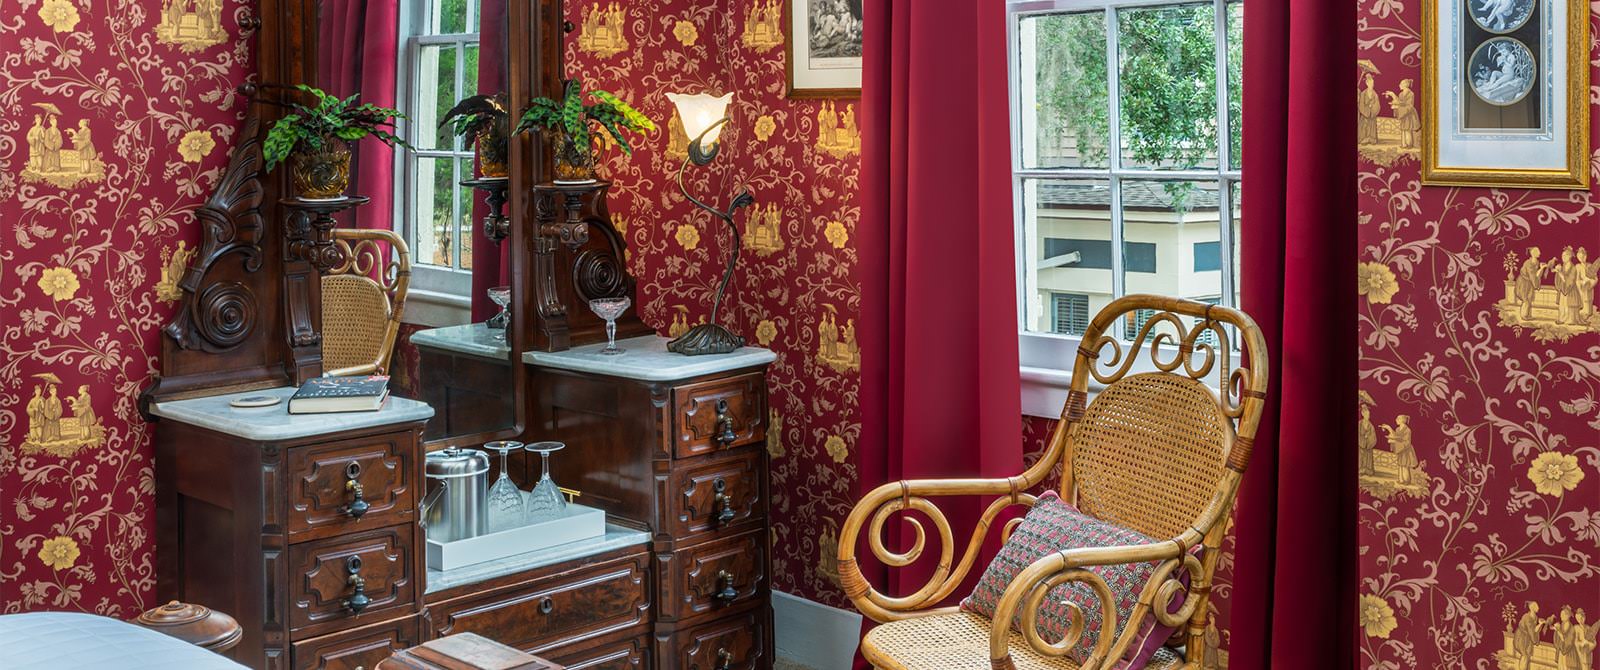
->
316, 0, 516, 444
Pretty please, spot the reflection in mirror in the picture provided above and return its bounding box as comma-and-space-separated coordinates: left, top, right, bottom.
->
316, 0, 516, 444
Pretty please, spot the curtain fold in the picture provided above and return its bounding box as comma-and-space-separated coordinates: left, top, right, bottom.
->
317, 0, 399, 231
1231, 0, 1359, 667
856, 0, 1020, 662
470, 0, 510, 322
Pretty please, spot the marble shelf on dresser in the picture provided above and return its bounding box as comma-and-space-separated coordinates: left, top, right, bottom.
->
410, 322, 512, 360
146, 385, 434, 440
523, 335, 776, 382
423, 523, 652, 595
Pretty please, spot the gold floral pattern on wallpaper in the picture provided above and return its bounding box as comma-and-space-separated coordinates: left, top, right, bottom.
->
1, 0, 251, 616
1357, 1, 1600, 666
566, 0, 863, 607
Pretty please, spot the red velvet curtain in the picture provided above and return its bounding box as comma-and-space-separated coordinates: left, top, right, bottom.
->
1230, 0, 1358, 667
317, 0, 399, 231
470, 0, 509, 322
856, 0, 1020, 658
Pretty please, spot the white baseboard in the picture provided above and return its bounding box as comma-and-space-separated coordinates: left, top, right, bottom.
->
773, 590, 862, 670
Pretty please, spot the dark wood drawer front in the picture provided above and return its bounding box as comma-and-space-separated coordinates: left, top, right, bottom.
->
673, 374, 764, 459
289, 525, 416, 631
428, 552, 650, 655
665, 530, 766, 620
673, 609, 768, 670
670, 449, 763, 539
292, 616, 417, 670
287, 435, 415, 541
550, 632, 651, 670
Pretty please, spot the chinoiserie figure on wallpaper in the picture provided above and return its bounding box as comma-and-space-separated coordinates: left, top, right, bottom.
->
1497, 246, 1600, 342
1498, 601, 1599, 670
1360, 408, 1427, 499
155, 0, 227, 52
21, 105, 105, 188
20, 373, 106, 458
742, 0, 783, 51
816, 101, 861, 159
578, 2, 628, 57
1355, 61, 1421, 166
156, 241, 196, 303
816, 310, 860, 373
1358, 399, 1377, 477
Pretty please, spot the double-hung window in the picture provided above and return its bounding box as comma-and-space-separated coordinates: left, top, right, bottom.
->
1007, 0, 1242, 412
398, 0, 481, 318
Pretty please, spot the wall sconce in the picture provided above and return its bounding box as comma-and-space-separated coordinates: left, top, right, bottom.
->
665, 91, 754, 356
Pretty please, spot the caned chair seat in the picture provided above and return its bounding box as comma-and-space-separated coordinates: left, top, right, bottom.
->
320, 229, 410, 377
862, 612, 1185, 670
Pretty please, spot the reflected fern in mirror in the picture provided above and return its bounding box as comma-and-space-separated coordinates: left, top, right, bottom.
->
441, 93, 510, 178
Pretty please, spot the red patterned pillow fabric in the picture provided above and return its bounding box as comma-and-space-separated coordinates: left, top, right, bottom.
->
960, 491, 1192, 669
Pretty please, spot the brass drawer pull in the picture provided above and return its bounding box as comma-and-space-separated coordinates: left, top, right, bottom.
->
715, 648, 734, 670
714, 570, 738, 602
343, 556, 370, 614
343, 462, 369, 519
713, 400, 737, 446
539, 596, 554, 615
712, 478, 736, 526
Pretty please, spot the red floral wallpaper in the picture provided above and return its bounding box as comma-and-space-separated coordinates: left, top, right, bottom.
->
0, 0, 252, 615
1355, 2, 1600, 666
564, 0, 863, 607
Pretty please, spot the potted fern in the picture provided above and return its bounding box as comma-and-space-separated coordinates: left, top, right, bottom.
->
514, 79, 655, 184
260, 84, 409, 199
440, 93, 511, 179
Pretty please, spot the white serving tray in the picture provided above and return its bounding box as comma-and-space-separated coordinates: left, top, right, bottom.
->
426, 504, 606, 571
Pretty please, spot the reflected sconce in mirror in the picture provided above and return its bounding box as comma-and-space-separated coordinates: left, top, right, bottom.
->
665, 91, 753, 356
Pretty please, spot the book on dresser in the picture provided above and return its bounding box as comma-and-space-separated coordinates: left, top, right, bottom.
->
288, 375, 391, 414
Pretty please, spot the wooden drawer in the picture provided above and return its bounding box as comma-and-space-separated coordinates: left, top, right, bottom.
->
289, 525, 416, 632
668, 449, 764, 540
287, 434, 416, 542
673, 374, 764, 459
670, 608, 768, 670
662, 530, 766, 621
292, 615, 418, 670
427, 551, 650, 655
548, 631, 651, 670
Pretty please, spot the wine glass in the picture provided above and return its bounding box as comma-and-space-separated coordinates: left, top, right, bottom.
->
523, 441, 568, 522
483, 440, 525, 533
487, 286, 512, 339
588, 297, 631, 355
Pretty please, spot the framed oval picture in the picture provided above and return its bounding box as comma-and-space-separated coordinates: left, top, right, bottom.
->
1422, 0, 1590, 188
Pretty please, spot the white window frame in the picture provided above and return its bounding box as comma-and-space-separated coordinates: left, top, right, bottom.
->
396, 0, 479, 326
1007, 0, 1241, 416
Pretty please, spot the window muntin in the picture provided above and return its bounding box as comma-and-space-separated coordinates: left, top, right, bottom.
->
1010, 0, 1242, 349
401, 0, 481, 290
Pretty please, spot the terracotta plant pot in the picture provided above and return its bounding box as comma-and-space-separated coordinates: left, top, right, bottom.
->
290, 143, 353, 199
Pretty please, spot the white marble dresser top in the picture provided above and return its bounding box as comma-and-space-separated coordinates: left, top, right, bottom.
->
425, 523, 651, 594
522, 335, 776, 382
409, 323, 511, 360
147, 386, 434, 442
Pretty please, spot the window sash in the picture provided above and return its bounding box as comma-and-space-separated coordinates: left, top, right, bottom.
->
399, 0, 480, 290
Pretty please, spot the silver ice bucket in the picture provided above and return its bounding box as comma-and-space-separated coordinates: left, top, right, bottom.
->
421, 447, 489, 543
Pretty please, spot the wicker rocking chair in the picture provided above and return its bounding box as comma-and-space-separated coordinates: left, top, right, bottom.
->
838, 295, 1269, 670
321, 228, 411, 377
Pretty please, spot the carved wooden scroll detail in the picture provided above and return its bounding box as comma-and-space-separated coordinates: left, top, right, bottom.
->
164, 115, 266, 352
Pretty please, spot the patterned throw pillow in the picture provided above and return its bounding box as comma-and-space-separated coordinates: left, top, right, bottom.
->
960, 491, 1191, 669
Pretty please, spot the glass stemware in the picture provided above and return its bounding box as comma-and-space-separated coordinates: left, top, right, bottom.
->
588, 297, 631, 355
487, 286, 512, 340
523, 441, 568, 522
483, 440, 525, 533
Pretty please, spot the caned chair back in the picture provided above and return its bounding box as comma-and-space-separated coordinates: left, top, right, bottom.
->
1051, 294, 1268, 541
321, 229, 410, 377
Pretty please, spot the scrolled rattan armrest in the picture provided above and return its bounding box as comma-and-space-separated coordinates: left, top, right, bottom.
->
836, 477, 1037, 623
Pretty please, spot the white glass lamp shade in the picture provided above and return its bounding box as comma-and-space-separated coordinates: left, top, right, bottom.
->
668, 92, 735, 150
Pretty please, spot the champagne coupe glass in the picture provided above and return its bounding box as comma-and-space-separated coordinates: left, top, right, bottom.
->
523, 441, 568, 522
487, 286, 512, 340
588, 297, 632, 355
483, 440, 525, 532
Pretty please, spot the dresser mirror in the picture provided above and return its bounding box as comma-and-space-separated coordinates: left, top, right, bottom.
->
313, 0, 521, 446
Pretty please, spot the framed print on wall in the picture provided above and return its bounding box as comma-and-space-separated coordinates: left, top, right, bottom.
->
786, 0, 863, 98
1423, 0, 1590, 189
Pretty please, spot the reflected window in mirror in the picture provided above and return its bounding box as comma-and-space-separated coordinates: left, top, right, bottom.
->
399, 0, 484, 321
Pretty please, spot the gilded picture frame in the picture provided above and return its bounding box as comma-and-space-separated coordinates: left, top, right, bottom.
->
1422, 0, 1589, 189
786, 0, 863, 99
